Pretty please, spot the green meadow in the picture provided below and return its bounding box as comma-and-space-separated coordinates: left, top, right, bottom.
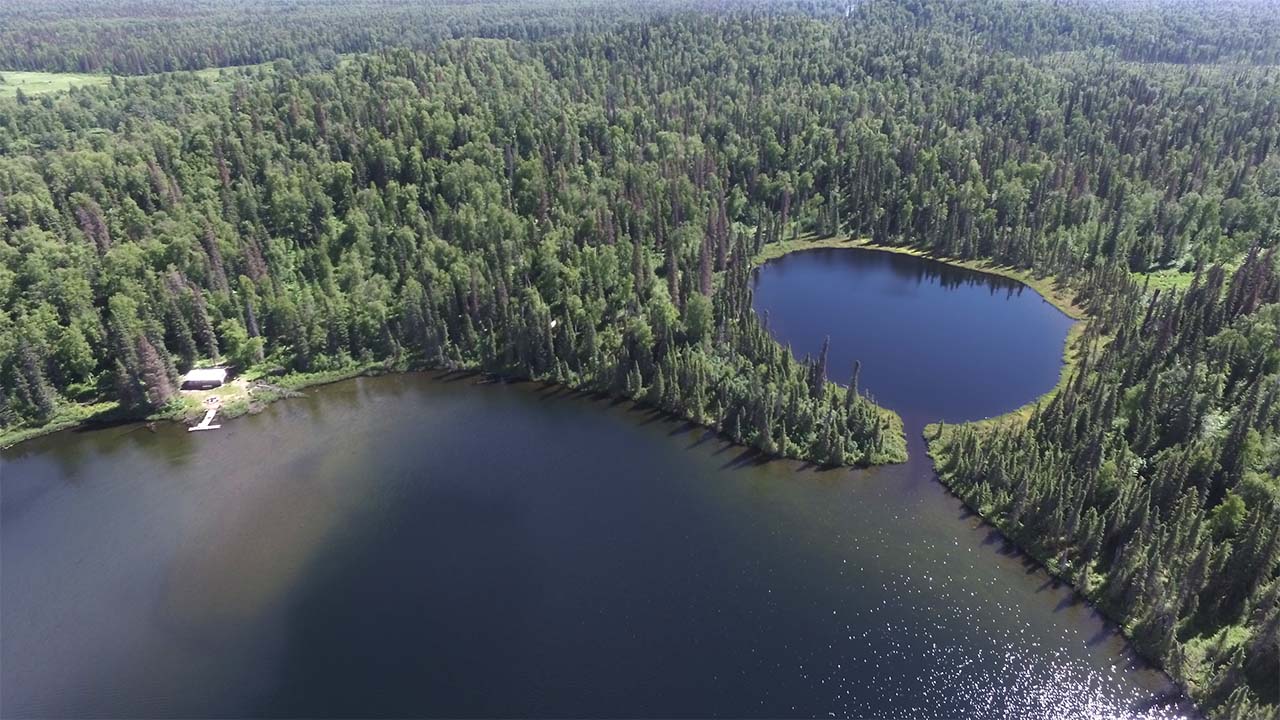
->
0, 70, 110, 97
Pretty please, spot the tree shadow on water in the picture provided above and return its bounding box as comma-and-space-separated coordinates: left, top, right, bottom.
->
1035, 576, 1064, 594
667, 420, 700, 438
1130, 688, 1189, 716
435, 369, 481, 383
980, 529, 1019, 557
1085, 622, 1120, 648
719, 446, 772, 470
634, 408, 668, 426
684, 428, 719, 451
535, 384, 582, 402
1053, 593, 1082, 614
711, 441, 738, 456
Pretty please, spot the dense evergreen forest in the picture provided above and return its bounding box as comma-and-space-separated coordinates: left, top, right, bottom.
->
0, 0, 835, 76
931, 245, 1280, 712
0, 0, 1277, 717
4, 0, 1280, 75
931, 251, 1280, 719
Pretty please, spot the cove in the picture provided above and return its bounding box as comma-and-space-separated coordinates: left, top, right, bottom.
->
1, 254, 1194, 718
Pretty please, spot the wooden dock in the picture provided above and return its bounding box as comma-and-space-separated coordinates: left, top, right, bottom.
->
189, 406, 221, 432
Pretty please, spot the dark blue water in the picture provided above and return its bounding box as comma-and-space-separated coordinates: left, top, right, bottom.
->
752, 248, 1077, 429
1, 250, 1194, 719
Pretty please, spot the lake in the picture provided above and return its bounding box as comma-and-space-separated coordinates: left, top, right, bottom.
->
751, 247, 1077, 428
1, 249, 1193, 718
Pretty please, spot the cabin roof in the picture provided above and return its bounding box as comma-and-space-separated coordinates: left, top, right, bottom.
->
183, 367, 227, 384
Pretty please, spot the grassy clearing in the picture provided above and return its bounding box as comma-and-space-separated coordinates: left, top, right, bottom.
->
1134, 255, 1248, 294
0, 60, 282, 101
1135, 268, 1200, 292
0, 70, 110, 97
190, 61, 276, 82
189, 55, 353, 82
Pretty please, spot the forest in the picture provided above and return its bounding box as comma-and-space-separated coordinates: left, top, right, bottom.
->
0, 0, 1276, 717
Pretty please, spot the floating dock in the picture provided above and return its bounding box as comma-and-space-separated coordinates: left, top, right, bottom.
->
189, 406, 221, 432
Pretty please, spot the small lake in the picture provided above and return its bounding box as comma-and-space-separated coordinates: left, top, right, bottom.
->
1, 250, 1193, 718
751, 247, 1078, 429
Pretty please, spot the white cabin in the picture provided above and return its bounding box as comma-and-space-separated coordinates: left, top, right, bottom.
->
182, 367, 227, 390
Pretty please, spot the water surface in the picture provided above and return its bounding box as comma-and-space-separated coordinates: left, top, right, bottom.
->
752, 247, 1077, 428
2, 250, 1193, 718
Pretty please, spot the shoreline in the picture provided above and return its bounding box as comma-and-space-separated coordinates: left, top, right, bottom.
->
924, 434, 1203, 717
755, 236, 1203, 715
7, 235, 1073, 458
754, 235, 1091, 431
4, 237, 1198, 714
0, 364, 388, 451
2, 357, 908, 468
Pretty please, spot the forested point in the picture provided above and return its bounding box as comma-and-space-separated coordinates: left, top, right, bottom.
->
931, 247, 1280, 716
0, 0, 1277, 717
